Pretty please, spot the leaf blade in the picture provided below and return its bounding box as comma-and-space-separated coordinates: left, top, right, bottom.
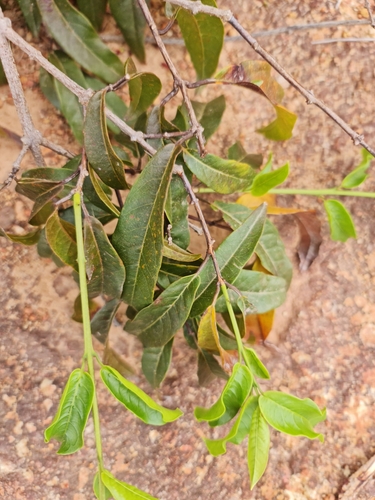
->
248, 405, 270, 489
324, 199, 356, 242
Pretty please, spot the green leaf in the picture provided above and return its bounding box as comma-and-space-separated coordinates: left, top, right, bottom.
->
146, 105, 163, 151
192, 95, 226, 141
194, 363, 253, 427
45, 211, 77, 270
84, 216, 125, 299
197, 350, 229, 386
109, 0, 148, 63
84, 90, 129, 189
324, 199, 356, 242
205, 396, 259, 456
257, 105, 297, 141
112, 144, 178, 310
184, 150, 256, 194
251, 162, 289, 196
36, 0, 123, 83
212, 201, 292, 287
0, 227, 41, 246
215, 270, 287, 315
341, 148, 374, 189
39, 67, 59, 108
177, 0, 224, 80
190, 204, 267, 317
126, 274, 201, 347
142, 338, 174, 388
259, 391, 325, 441
100, 365, 183, 425
17, 0, 41, 37
90, 298, 121, 343
28, 184, 63, 226
93, 472, 112, 500
165, 173, 190, 250
228, 141, 263, 169
248, 405, 270, 489
162, 241, 201, 262
84, 166, 120, 217
0, 60, 6, 86
127, 72, 162, 120
101, 470, 158, 500
243, 348, 270, 379
76, 0, 106, 31
44, 369, 94, 454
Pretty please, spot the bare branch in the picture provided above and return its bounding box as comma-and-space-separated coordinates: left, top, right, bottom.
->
0, 143, 29, 191
166, 0, 375, 156
365, 0, 375, 29
312, 37, 375, 45
40, 138, 75, 159
137, 0, 206, 155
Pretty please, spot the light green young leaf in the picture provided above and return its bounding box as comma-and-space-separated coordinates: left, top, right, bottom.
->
126, 274, 201, 347
243, 348, 270, 379
183, 149, 256, 194
45, 211, 77, 271
257, 104, 297, 141
197, 349, 229, 386
0, 227, 41, 246
324, 199, 356, 242
91, 298, 121, 344
93, 472, 112, 500
76, 0, 106, 31
341, 149, 374, 189
109, 0, 148, 63
162, 241, 201, 262
44, 369, 94, 454
101, 470, 158, 500
248, 405, 270, 489
112, 144, 178, 310
127, 73, 162, 120
205, 396, 259, 456
190, 204, 267, 317
17, 0, 41, 37
36, 0, 123, 83
84, 90, 129, 189
215, 270, 287, 315
212, 201, 292, 287
84, 216, 125, 299
259, 391, 325, 441
194, 363, 253, 427
177, 0, 224, 80
251, 162, 289, 196
142, 338, 174, 388
100, 365, 183, 425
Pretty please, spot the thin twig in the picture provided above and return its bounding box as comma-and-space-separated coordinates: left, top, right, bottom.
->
166, 0, 375, 157
40, 138, 74, 159
143, 130, 188, 139
312, 37, 375, 44
137, 0, 206, 155
365, 0, 375, 28
0, 143, 29, 190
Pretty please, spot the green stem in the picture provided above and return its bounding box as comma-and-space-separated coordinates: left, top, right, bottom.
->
73, 193, 105, 500
220, 284, 246, 363
269, 188, 375, 198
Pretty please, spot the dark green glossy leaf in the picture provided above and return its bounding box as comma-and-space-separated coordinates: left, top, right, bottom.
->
341, 149, 374, 189
85, 90, 129, 189
17, 0, 41, 37
251, 162, 289, 196
193, 95, 226, 141
190, 204, 267, 317
100, 365, 183, 425
177, 0, 224, 80
29, 184, 63, 226
84, 166, 120, 217
112, 144, 178, 310
45, 211, 77, 270
324, 199, 356, 242
84, 216, 125, 299
195, 363, 253, 427
142, 338, 174, 388
101, 470, 157, 500
0, 227, 41, 246
197, 349, 229, 386
91, 298, 121, 343
205, 396, 259, 456
257, 104, 297, 141
127, 72, 162, 120
76, 0, 106, 31
259, 391, 325, 441
126, 274, 201, 347
44, 369, 94, 454
243, 348, 270, 379
109, 0, 147, 63
93, 472, 112, 500
228, 141, 263, 169
37, 0, 123, 83
215, 270, 287, 315
212, 201, 292, 287
165, 173, 190, 250
162, 241, 201, 262
248, 404, 270, 489
183, 149, 255, 194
